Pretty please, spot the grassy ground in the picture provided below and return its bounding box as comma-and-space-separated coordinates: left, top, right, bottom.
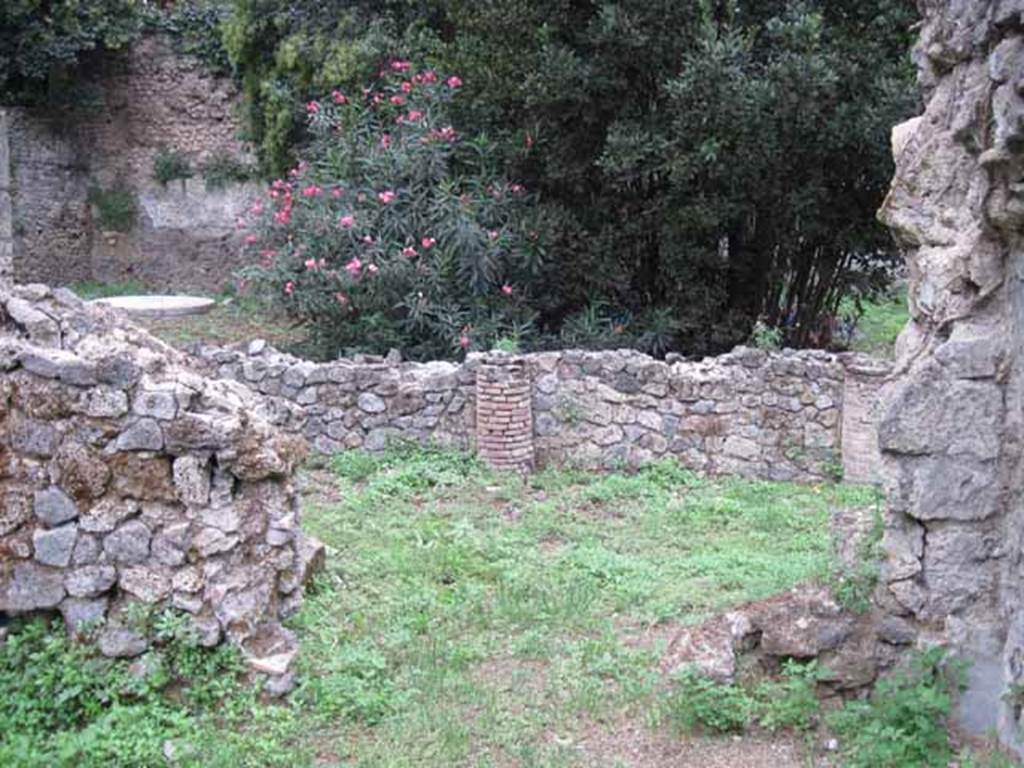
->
848, 288, 909, 358
287, 450, 876, 767
8, 448, 1013, 766
3, 448, 884, 767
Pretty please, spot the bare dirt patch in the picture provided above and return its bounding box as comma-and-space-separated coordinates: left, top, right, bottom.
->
555, 718, 808, 768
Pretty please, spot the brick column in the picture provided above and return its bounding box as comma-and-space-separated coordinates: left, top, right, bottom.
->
475, 354, 534, 473
839, 354, 892, 484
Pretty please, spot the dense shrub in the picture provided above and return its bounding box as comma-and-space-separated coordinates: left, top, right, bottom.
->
222, 0, 917, 356
239, 63, 553, 360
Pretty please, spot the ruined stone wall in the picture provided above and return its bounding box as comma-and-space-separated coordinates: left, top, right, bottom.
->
876, 0, 1024, 753
0, 284, 321, 687
5, 34, 255, 291
194, 342, 882, 482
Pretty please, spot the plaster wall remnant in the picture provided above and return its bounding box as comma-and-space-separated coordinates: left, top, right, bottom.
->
0, 109, 12, 285
3, 34, 255, 292
0, 283, 323, 691
876, 0, 1024, 753
192, 341, 888, 483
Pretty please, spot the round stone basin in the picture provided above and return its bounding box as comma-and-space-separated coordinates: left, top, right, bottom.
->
89, 295, 216, 319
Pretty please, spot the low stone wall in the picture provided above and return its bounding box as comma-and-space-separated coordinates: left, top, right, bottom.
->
193, 342, 888, 483
0, 284, 322, 688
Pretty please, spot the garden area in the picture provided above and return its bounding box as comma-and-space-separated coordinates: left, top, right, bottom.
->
4, 0, 1015, 766
4, 446, 1006, 768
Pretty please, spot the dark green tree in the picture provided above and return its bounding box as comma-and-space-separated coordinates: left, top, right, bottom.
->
0, 0, 144, 104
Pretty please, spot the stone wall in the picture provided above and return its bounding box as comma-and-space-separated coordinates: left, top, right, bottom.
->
4, 34, 254, 291
0, 284, 322, 688
876, 0, 1024, 754
193, 341, 886, 483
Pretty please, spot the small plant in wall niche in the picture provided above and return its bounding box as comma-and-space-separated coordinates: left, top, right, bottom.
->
201, 151, 257, 190
491, 336, 521, 354
153, 148, 194, 186
87, 183, 137, 232
554, 395, 584, 427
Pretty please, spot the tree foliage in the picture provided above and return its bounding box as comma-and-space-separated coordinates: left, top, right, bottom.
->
0, 0, 144, 104
224, 0, 917, 356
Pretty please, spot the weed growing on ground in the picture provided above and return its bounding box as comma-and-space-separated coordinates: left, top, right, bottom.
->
0, 613, 278, 767
831, 496, 885, 613
664, 660, 823, 735
827, 647, 964, 768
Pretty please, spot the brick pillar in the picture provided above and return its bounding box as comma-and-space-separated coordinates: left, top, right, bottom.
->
839, 354, 892, 484
475, 354, 534, 473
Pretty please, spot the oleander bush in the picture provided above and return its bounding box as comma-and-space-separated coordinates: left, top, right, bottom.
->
239, 64, 556, 360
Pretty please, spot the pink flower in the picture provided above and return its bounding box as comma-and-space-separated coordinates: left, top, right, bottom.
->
274, 209, 291, 225
306, 100, 321, 114
284, 281, 295, 295
367, 263, 379, 274
422, 70, 438, 84
390, 95, 406, 106
302, 185, 322, 198
421, 236, 436, 249
345, 257, 362, 276
339, 214, 355, 229
244, 234, 259, 245
401, 246, 418, 258
406, 110, 423, 122
459, 333, 471, 349
488, 230, 499, 241
362, 235, 375, 244
381, 133, 391, 149
447, 75, 463, 88
400, 81, 412, 93
331, 89, 348, 104
335, 292, 349, 306
510, 183, 526, 195
501, 284, 513, 296
429, 126, 458, 143
331, 187, 344, 198
377, 190, 397, 204
390, 60, 411, 72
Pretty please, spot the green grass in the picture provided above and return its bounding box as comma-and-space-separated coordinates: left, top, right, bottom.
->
70, 280, 150, 300
284, 447, 875, 765
0, 448, 897, 766
848, 288, 909, 357
66, 283, 303, 350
